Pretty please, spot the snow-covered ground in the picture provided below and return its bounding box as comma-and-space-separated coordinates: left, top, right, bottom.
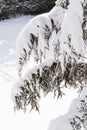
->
0, 16, 77, 130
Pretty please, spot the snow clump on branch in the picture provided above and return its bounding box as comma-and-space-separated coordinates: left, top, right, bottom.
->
16, 5, 65, 77
60, 0, 86, 70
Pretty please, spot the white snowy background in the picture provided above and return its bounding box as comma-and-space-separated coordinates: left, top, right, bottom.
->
0, 15, 77, 130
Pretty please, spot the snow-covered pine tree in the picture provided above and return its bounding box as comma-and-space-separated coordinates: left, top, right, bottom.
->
12, 0, 87, 129
0, 0, 56, 20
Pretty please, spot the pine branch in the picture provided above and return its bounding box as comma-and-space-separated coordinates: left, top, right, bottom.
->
13, 58, 87, 112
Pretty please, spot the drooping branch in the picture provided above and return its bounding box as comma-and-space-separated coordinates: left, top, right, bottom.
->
13, 59, 87, 111
16, 5, 65, 77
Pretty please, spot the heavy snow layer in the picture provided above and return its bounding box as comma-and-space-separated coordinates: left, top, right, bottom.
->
60, 0, 86, 70
16, 0, 86, 77
16, 6, 65, 76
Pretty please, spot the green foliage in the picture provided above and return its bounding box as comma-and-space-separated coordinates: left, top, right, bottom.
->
15, 60, 87, 112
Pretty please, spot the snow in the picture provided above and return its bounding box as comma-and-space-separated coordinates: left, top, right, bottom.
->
0, 15, 78, 130
48, 86, 87, 130
48, 115, 73, 130
60, 0, 86, 70
16, 13, 52, 76
16, 6, 65, 76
